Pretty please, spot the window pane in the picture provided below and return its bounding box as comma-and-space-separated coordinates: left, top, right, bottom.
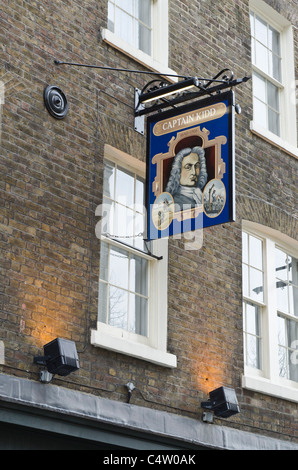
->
275, 248, 288, 281
253, 73, 266, 102
110, 0, 153, 56
268, 25, 281, 81
288, 317, 298, 382
289, 255, 298, 287
254, 98, 267, 127
278, 314, 286, 346
276, 251, 298, 316
268, 26, 281, 55
287, 317, 298, 346
99, 242, 109, 281
109, 246, 129, 289
247, 335, 260, 368
134, 212, 145, 249
289, 285, 298, 317
270, 54, 282, 82
98, 282, 108, 323
138, 23, 151, 55
103, 161, 115, 198
108, 2, 115, 32
249, 235, 263, 270
289, 349, 298, 382
255, 42, 268, 74
115, 9, 133, 44
289, 254, 298, 316
109, 286, 128, 329
246, 302, 259, 334
278, 346, 287, 378
276, 279, 288, 313
268, 109, 280, 136
114, 204, 135, 242
242, 231, 248, 264
250, 12, 255, 36
278, 315, 298, 382
267, 81, 279, 111
129, 293, 148, 336
115, 0, 133, 15
136, 0, 151, 26
250, 267, 264, 302
251, 37, 255, 65
242, 232, 264, 302
115, 167, 134, 207
101, 197, 114, 236
244, 302, 262, 369
136, 177, 144, 208
242, 264, 249, 297
130, 254, 148, 296
255, 15, 268, 46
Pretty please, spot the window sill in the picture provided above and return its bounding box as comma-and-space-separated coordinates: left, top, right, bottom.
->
250, 121, 298, 159
101, 28, 178, 82
91, 325, 177, 368
242, 373, 298, 403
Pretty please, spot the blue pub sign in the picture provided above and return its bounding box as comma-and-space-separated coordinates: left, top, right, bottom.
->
146, 90, 236, 240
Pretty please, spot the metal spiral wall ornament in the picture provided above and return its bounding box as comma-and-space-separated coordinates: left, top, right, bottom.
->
44, 85, 68, 119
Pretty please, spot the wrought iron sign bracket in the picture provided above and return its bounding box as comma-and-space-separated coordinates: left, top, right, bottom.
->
53, 61, 250, 135
134, 71, 250, 134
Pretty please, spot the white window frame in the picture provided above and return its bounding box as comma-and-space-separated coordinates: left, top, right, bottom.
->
249, 0, 298, 159
91, 144, 177, 368
102, 0, 177, 79
242, 220, 298, 403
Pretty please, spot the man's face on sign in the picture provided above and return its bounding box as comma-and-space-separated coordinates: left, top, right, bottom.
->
180, 153, 200, 187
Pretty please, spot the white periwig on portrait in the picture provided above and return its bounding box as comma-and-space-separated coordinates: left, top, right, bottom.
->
165, 146, 208, 196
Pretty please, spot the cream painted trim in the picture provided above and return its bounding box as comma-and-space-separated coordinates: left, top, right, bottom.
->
242, 221, 298, 257
242, 221, 298, 402
250, 122, 298, 159
91, 326, 177, 368
249, 0, 297, 150
250, 0, 292, 28
92, 146, 176, 368
91, 237, 175, 368
102, 0, 178, 82
102, 29, 178, 81
242, 374, 298, 403
104, 144, 146, 176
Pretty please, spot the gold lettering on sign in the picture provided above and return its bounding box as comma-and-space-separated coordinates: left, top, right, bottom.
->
153, 102, 227, 136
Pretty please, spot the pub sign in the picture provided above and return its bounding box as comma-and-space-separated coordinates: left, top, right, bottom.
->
146, 90, 236, 240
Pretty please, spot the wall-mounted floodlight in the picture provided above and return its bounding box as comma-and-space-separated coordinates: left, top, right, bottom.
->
34, 338, 79, 382
201, 386, 240, 418
138, 77, 200, 105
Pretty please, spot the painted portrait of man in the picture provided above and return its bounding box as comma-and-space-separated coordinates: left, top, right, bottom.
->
165, 146, 208, 210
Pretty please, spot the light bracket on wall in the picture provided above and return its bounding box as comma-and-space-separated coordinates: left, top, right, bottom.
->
201, 386, 240, 419
34, 337, 80, 383
134, 69, 249, 116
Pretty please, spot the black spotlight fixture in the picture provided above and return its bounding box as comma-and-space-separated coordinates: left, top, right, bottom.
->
44, 85, 68, 119
201, 386, 240, 418
34, 338, 79, 382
